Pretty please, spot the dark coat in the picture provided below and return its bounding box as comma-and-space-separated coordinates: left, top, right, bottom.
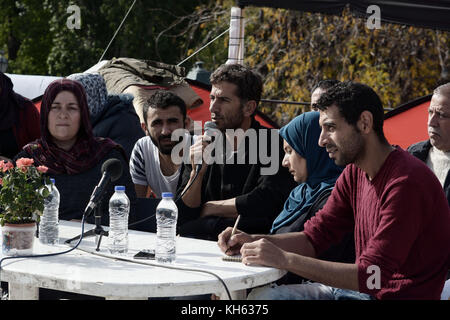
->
91, 94, 145, 160
176, 119, 297, 240
407, 140, 450, 207
15, 147, 137, 226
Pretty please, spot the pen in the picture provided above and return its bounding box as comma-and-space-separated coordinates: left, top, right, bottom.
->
225, 215, 241, 255
230, 215, 241, 237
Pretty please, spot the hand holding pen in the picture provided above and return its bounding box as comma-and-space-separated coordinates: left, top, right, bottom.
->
224, 215, 241, 254
217, 215, 254, 255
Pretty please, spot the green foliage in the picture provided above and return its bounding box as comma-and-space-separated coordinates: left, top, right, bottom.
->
241, 7, 450, 125
0, 0, 53, 74
184, 3, 449, 125
0, 159, 51, 225
1, 1, 448, 127
1, 0, 210, 75
178, 0, 232, 73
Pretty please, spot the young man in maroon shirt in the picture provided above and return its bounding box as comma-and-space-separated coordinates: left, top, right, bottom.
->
218, 81, 450, 300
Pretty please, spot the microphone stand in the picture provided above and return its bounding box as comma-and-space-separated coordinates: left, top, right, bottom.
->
64, 158, 123, 251
64, 208, 109, 252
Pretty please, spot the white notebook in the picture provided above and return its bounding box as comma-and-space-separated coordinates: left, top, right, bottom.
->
221, 255, 242, 262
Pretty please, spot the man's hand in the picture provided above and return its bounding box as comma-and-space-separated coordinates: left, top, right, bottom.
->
181, 135, 213, 208
217, 226, 254, 256
240, 238, 289, 268
190, 135, 211, 175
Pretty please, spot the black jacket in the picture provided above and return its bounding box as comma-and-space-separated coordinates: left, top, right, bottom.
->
176, 119, 296, 240
407, 140, 450, 207
15, 147, 137, 226
91, 94, 145, 160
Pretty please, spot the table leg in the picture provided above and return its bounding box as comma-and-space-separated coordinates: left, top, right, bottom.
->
219, 289, 247, 300
8, 282, 39, 300
104, 296, 148, 300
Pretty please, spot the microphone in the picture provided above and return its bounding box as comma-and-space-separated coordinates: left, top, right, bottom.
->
196, 121, 218, 172
204, 120, 218, 141
84, 158, 123, 217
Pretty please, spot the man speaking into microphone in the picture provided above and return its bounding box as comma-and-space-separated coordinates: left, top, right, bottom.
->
176, 64, 295, 241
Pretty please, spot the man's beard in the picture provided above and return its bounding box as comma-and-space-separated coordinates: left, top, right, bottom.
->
150, 134, 177, 155
216, 105, 245, 132
332, 133, 364, 166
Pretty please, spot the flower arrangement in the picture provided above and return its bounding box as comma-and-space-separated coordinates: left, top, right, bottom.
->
0, 158, 50, 226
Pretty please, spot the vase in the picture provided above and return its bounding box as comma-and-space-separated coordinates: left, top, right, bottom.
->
1, 222, 37, 256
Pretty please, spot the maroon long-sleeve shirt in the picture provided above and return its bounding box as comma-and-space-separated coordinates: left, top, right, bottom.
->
304, 147, 450, 299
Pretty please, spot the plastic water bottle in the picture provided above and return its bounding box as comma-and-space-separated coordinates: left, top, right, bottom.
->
155, 192, 178, 263
39, 178, 60, 245
108, 186, 130, 254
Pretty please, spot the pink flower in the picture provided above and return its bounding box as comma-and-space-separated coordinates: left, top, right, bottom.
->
37, 166, 48, 173
6, 162, 14, 171
16, 158, 34, 170
0, 160, 14, 172
0, 178, 2, 185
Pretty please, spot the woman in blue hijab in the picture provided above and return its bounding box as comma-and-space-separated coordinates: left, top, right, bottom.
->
271, 111, 343, 234
216, 111, 354, 288
271, 111, 355, 285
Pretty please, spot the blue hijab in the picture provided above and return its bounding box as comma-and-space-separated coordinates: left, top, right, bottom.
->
270, 111, 343, 233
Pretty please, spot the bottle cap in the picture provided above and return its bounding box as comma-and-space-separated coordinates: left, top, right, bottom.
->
161, 192, 173, 198
50, 178, 55, 184
115, 186, 125, 191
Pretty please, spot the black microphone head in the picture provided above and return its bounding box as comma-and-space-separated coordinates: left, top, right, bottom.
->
101, 158, 123, 182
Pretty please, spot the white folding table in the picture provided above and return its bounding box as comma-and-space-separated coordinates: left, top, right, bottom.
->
0, 220, 286, 300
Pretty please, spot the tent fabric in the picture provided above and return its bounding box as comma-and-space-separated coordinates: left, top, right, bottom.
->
187, 78, 278, 129
237, 1, 450, 31
383, 95, 431, 149
6, 74, 62, 101
8, 73, 276, 130
32, 83, 429, 148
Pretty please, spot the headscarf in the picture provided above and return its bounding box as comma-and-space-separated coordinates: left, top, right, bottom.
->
67, 73, 108, 117
23, 79, 119, 175
270, 111, 343, 233
0, 72, 28, 130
